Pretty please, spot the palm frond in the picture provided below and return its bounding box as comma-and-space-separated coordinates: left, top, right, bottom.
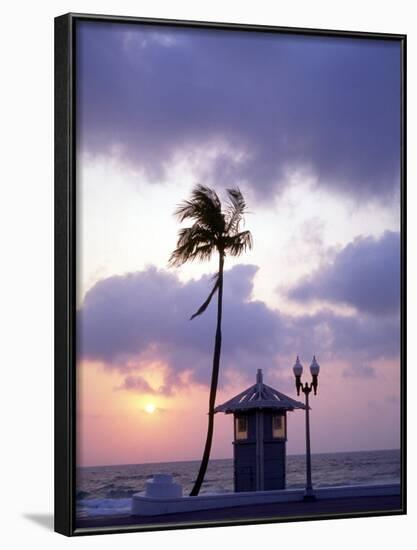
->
225, 187, 248, 233
192, 185, 221, 211
223, 230, 253, 256
190, 273, 220, 320
169, 224, 217, 267
176, 225, 214, 248
174, 199, 197, 222
174, 185, 224, 231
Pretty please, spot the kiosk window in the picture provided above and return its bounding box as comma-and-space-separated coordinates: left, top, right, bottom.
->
272, 415, 286, 439
235, 416, 248, 440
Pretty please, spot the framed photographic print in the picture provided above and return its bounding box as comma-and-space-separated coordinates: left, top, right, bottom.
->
54, 12, 406, 536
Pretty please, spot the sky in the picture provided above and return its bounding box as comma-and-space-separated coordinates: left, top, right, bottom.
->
75, 21, 402, 467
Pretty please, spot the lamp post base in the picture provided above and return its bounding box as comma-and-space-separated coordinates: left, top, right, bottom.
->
303, 489, 316, 502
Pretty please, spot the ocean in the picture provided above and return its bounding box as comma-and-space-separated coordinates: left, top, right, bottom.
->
76, 449, 400, 519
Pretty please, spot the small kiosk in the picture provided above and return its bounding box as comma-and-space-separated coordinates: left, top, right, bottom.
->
215, 369, 305, 492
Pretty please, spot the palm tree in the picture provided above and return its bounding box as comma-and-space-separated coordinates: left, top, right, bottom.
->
169, 185, 252, 496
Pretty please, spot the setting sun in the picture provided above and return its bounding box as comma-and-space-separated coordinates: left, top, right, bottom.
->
145, 403, 156, 414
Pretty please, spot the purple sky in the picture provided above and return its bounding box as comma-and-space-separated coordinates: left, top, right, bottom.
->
77, 22, 401, 201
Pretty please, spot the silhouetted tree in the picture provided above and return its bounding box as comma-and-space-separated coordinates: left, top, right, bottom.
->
170, 185, 252, 496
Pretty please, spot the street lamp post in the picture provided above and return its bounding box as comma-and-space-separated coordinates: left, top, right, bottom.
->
293, 355, 320, 502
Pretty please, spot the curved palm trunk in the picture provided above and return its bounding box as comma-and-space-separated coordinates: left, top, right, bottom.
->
190, 253, 224, 496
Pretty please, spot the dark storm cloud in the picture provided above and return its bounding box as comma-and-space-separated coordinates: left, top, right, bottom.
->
77, 22, 401, 201
287, 231, 400, 315
78, 264, 399, 391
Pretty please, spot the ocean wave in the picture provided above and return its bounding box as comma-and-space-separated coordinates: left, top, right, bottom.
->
105, 488, 138, 499
76, 450, 400, 518
77, 498, 132, 518
76, 490, 91, 500
113, 474, 146, 482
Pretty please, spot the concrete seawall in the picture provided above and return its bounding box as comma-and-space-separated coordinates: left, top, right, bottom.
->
131, 483, 400, 516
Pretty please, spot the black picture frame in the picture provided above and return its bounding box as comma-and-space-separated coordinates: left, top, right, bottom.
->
54, 12, 407, 537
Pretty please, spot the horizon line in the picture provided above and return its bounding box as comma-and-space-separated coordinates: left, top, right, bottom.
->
77, 447, 400, 470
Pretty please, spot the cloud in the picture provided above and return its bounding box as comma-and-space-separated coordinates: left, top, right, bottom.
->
76, 22, 401, 202
342, 363, 375, 379
78, 263, 399, 390
287, 231, 400, 315
116, 375, 172, 396
285, 308, 399, 361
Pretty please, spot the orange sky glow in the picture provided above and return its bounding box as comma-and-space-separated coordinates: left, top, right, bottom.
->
77, 356, 400, 467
